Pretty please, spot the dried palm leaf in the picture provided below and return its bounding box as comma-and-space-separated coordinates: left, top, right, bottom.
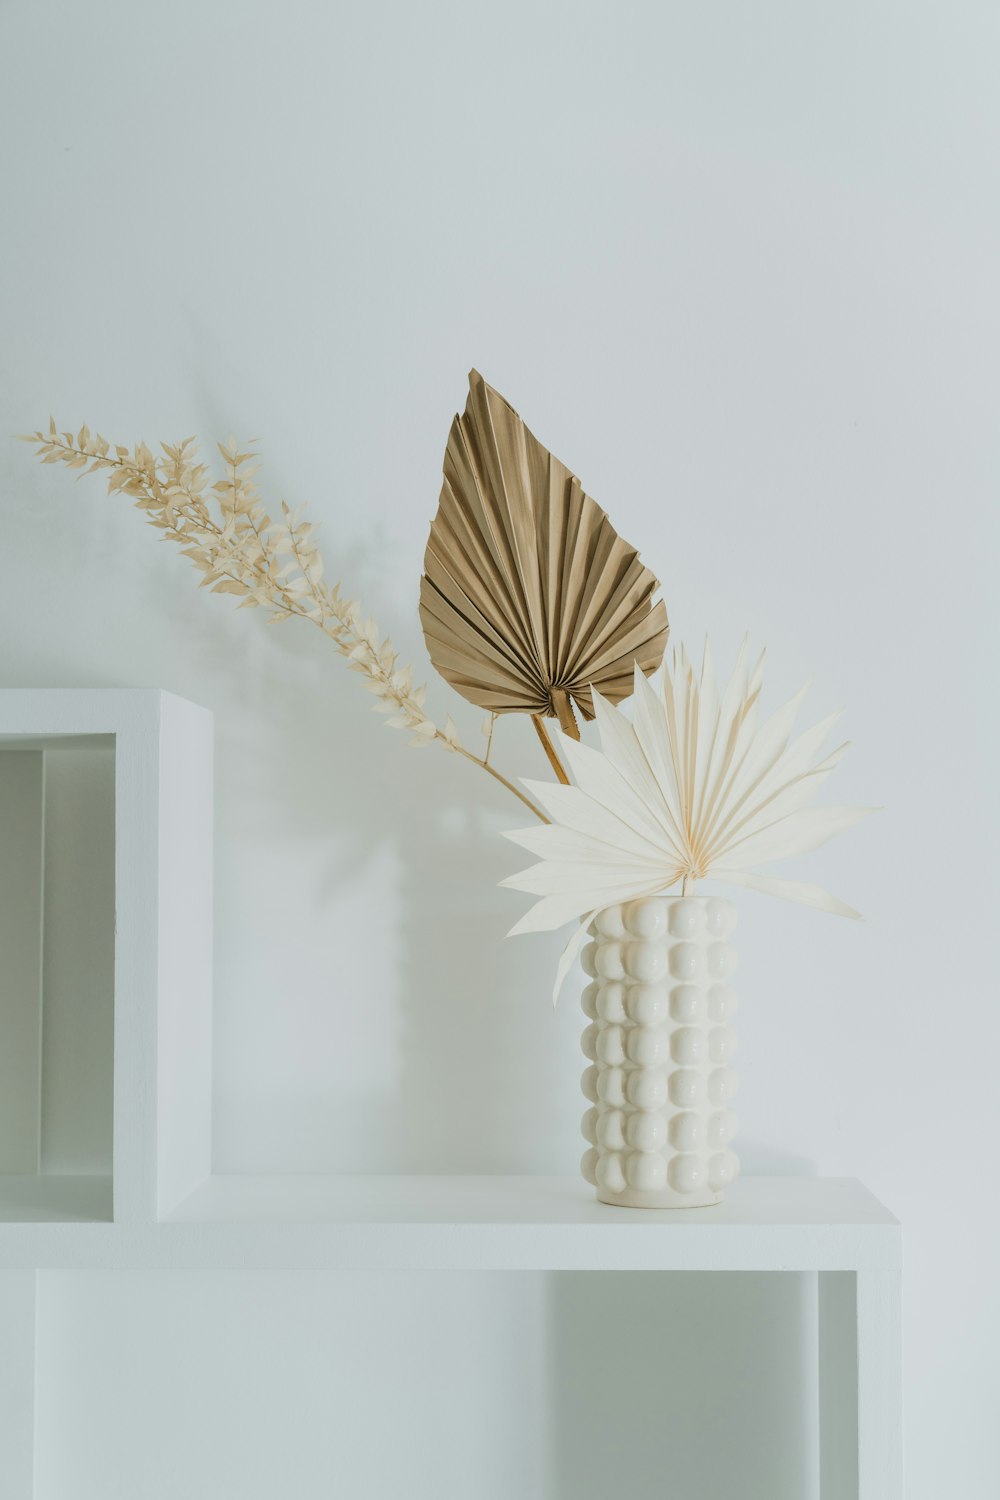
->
501, 641, 875, 1001
419, 371, 669, 740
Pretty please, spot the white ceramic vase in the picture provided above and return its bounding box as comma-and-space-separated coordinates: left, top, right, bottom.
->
579, 894, 741, 1209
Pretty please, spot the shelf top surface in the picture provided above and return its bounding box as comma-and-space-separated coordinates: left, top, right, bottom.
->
168, 1173, 898, 1229
0, 1175, 899, 1271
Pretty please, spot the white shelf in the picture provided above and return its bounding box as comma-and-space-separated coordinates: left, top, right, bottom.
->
0, 692, 902, 1496
0, 1174, 898, 1272
0, 689, 214, 1224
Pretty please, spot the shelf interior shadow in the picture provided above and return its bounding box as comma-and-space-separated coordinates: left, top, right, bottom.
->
0, 736, 114, 1218
547, 1270, 818, 1500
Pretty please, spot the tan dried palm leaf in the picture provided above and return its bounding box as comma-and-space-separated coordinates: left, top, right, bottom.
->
419, 371, 669, 741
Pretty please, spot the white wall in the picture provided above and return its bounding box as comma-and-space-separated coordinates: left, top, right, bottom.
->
33, 1270, 816, 1500
1, 1, 998, 1494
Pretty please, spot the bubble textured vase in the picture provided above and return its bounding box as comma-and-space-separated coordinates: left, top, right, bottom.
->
579, 895, 740, 1209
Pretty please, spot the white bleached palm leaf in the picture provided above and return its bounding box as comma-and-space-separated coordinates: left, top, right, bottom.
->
501, 641, 874, 998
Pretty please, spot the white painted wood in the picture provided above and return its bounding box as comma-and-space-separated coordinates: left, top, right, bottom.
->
856, 1269, 904, 1499
817, 1268, 904, 1499
0, 1271, 36, 1499
0, 693, 903, 1494
0, 752, 44, 1174
108, 689, 182, 1223
166, 1171, 898, 1229
0, 1174, 900, 1273
0, 690, 214, 1224
155, 696, 213, 1218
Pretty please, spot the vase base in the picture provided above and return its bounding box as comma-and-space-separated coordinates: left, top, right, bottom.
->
596, 1186, 725, 1210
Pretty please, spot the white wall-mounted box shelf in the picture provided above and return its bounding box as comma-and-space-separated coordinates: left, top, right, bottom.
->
0, 1174, 901, 1497
0, 1172, 897, 1271
0, 690, 213, 1226
0, 691, 901, 1498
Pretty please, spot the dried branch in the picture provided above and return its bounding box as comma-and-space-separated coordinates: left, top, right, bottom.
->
20, 423, 548, 824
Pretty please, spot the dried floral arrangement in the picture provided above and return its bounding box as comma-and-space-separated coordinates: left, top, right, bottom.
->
503, 644, 872, 998
21, 371, 870, 998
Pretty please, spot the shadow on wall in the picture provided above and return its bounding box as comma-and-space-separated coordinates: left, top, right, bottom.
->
173, 523, 580, 1172
2, 446, 584, 1173
234, 637, 579, 1172
396, 815, 574, 1170
547, 1271, 818, 1500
